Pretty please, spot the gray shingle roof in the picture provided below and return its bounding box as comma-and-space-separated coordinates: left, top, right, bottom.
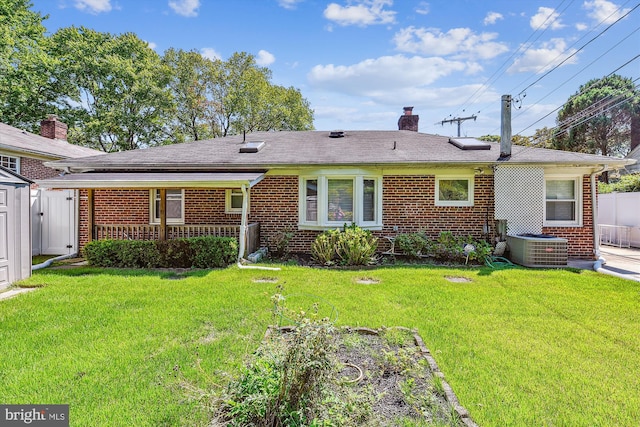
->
46, 130, 635, 172
0, 122, 102, 159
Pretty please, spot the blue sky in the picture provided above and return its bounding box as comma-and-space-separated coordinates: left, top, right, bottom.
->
30, 0, 639, 137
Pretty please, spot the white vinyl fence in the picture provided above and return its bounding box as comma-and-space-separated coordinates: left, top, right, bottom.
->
598, 192, 640, 248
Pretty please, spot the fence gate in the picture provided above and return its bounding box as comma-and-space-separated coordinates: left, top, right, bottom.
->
32, 189, 77, 255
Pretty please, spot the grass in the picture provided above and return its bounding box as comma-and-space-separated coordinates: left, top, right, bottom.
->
1, 265, 639, 426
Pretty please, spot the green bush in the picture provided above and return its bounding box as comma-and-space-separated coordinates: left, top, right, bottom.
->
335, 225, 378, 266
391, 231, 492, 265
311, 225, 378, 266
598, 173, 640, 193
394, 233, 431, 259
83, 236, 237, 268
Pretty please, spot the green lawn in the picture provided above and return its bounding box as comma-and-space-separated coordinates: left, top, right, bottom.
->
1, 265, 639, 426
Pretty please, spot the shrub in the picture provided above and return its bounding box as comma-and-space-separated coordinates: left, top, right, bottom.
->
311, 229, 340, 265
83, 236, 237, 268
189, 236, 238, 268
311, 226, 378, 266
335, 225, 378, 266
394, 232, 431, 259
269, 229, 295, 258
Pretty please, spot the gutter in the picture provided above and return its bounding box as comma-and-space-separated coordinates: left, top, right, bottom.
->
590, 165, 608, 260
236, 184, 280, 271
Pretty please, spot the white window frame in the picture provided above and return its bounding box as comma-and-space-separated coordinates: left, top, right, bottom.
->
298, 174, 383, 230
0, 155, 20, 173
435, 175, 474, 207
149, 189, 185, 225
544, 176, 582, 227
225, 188, 245, 214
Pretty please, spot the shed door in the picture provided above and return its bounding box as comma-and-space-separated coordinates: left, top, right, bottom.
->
40, 189, 76, 255
0, 186, 14, 287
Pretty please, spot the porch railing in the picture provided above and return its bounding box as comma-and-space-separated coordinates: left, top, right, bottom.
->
93, 223, 260, 255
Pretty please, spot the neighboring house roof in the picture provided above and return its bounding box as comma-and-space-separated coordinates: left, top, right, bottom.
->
626, 144, 640, 173
46, 130, 635, 172
0, 122, 101, 160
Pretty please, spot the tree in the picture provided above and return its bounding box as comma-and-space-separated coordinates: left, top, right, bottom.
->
554, 75, 639, 158
0, 0, 58, 131
206, 52, 314, 137
162, 48, 216, 143
49, 26, 173, 152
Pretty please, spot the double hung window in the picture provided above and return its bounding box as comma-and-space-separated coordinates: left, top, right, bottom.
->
150, 189, 184, 224
545, 177, 581, 226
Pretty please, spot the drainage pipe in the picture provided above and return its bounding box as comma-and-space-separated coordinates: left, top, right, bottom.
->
32, 252, 79, 271
236, 184, 280, 271
590, 165, 608, 263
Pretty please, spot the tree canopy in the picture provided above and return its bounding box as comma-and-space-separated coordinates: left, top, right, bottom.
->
553, 74, 639, 157
0, 1, 314, 151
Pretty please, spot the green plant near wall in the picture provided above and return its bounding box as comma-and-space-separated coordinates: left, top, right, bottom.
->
311, 225, 378, 266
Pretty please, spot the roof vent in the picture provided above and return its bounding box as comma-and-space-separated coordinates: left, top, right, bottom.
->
329, 131, 344, 138
239, 141, 265, 153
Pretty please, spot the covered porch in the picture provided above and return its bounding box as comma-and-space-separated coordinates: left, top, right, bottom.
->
38, 171, 266, 258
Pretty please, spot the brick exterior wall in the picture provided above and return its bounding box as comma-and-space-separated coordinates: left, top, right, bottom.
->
77, 174, 596, 258
542, 175, 594, 259
20, 157, 60, 181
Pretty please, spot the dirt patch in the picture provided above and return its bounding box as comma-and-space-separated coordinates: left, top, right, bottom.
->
216, 326, 475, 426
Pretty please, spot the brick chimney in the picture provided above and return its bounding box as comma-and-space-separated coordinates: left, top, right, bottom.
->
631, 113, 640, 152
398, 106, 419, 132
40, 114, 68, 140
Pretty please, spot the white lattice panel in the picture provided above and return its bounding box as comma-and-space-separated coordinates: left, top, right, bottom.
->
494, 166, 544, 235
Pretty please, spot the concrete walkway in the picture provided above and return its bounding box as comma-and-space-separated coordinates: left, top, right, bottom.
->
596, 245, 640, 282
0, 287, 37, 301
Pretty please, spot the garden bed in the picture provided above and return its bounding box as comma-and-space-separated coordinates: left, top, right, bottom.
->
215, 325, 476, 426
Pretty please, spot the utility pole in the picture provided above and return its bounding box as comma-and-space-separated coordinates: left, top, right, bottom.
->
440, 115, 477, 137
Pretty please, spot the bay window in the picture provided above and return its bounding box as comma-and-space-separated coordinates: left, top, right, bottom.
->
299, 174, 382, 229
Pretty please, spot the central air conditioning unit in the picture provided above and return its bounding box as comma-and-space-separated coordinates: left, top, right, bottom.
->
506, 234, 568, 268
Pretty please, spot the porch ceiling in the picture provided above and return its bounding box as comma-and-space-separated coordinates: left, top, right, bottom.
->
37, 171, 266, 189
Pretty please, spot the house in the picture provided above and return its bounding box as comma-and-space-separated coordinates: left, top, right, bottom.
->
0, 166, 32, 288
0, 117, 102, 255
39, 108, 636, 262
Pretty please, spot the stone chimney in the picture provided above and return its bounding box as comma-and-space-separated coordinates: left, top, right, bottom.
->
631, 113, 640, 152
40, 114, 68, 140
398, 106, 419, 132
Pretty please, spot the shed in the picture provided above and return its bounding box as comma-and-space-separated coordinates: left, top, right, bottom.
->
0, 166, 32, 289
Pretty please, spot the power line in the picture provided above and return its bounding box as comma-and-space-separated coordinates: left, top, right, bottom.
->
516, 2, 639, 98
515, 55, 640, 135
450, 0, 575, 118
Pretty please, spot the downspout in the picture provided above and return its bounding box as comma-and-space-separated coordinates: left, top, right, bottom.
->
236, 183, 280, 271
591, 165, 608, 265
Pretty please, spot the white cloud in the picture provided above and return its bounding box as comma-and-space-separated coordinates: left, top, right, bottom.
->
74, 0, 112, 14
393, 27, 509, 60
483, 11, 503, 25
200, 47, 221, 61
583, 0, 630, 24
308, 55, 469, 97
256, 50, 275, 66
168, 0, 200, 17
530, 7, 565, 30
278, 0, 303, 9
507, 38, 578, 74
146, 41, 157, 50
415, 2, 429, 15
575, 22, 588, 30
323, 0, 396, 27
